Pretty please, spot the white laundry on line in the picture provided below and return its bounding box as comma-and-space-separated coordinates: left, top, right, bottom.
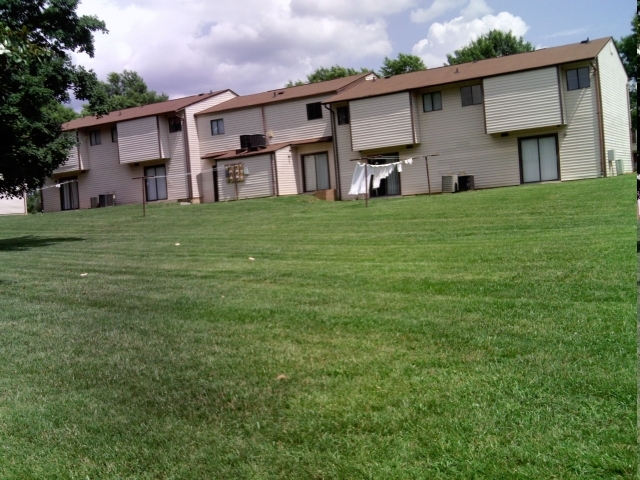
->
348, 158, 415, 195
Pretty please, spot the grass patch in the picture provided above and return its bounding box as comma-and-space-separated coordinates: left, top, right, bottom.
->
0, 176, 636, 479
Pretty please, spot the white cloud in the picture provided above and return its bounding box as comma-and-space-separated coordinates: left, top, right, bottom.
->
410, 0, 467, 23
412, 11, 529, 67
291, 0, 416, 19
460, 0, 493, 19
72, 0, 395, 101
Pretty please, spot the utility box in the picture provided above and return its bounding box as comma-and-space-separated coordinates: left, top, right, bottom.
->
90, 197, 99, 208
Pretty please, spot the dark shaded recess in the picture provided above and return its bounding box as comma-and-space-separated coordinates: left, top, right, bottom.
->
0, 236, 84, 252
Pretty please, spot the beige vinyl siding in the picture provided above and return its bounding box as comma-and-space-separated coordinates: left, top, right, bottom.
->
274, 146, 300, 195
158, 114, 171, 159
197, 107, 264, 155
484, 67, 563, 134
164, 116, 189, 200
78, 131, 90, 170
597, 39, 632, 174
186, 90, 237, 200
264, 97, 332, 144
53, 137, 81, 174
42, 178, 62, 212
558, 63, 601, 180
217, 155, 274, 201
293, 142, 336, 192
0, 195, 27, 215
117, 116, 161, 164
335, 120, 363, 201
350, 92, 414, 151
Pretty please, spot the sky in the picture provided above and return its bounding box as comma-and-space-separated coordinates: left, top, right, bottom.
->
71, 0, 635, 106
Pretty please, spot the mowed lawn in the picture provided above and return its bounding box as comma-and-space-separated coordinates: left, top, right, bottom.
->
0, 175, 635, 479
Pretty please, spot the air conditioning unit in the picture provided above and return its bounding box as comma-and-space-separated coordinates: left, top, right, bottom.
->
249, 134, 266, 148
98, 194, 116, 207
442, 175, 458, 193
90, 196, 99, 208
240, 135, 251, 149
458, 175, 475, 191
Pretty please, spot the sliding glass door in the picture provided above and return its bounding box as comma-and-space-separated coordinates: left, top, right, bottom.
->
303, 153, 330, 192
520, 135, 559, 183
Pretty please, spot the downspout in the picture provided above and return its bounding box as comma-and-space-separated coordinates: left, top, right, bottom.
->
180, 112, 193, 200
324, 103, 342, 200
592, 60, 607, 177
270, 152, 279, 196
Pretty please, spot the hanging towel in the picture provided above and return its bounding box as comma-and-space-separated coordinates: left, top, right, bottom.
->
404, 158, 413, 165
396, 162, 402, 173
349, 163, 370, 195
372, 166, 385, 189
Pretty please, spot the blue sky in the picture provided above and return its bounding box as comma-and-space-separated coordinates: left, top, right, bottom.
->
71, 0, 635, 106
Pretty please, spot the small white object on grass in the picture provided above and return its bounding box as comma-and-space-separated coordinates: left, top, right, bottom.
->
248, 257, 255, 261
80, 273, 88, 277
175, 243, 180, 246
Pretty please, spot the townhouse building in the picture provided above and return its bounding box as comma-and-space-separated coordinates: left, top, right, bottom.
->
42, 90, 236, 212
43, 37, 631, 212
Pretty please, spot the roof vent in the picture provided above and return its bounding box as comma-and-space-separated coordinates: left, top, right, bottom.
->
454, 68, 459, 74
278, 91, 284, 95
198, 93, 204, 96
580, 37, 590, 44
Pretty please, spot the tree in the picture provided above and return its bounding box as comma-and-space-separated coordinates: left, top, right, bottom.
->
0, 0, 108, 198
286, 65, 369, 87
446, 30, 534, 65
379, 53, 426, 77
81, 70, 169, 115
615, 6, 638, 129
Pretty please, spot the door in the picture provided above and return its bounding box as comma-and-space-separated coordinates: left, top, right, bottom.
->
520, 135, 559, 183
302, 153, 330, 191
60, 177, 79, 210
145, 165, 168, 201
370, 153, 401, 197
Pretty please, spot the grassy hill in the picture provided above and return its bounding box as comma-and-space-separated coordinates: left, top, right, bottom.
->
0, 176, 635, 479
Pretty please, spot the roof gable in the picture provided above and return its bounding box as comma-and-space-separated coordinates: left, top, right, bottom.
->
196, 72, 374, 116
326, 38, 611, 104
62, 89, 235, 131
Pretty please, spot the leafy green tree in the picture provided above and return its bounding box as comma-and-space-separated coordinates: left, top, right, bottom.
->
81, 70, 169, 115
446, 30, 534, 65
615, 6, 638, 129
286, 65, 369, 87
379, 53, 426, 77
0, 0, 108, 198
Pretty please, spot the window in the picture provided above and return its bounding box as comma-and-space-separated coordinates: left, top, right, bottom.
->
211, 119, 225, 135
302, 153, 330, 192
306, 102, 323, 121
59, 177, 79, 210
461, 85, 483, 106
144, 165, 168, 201
423, 92, 442, 112
111, 126, 117, 142
566, 67, 590, 90
337, 106, 350, 125
168, 116, 182, 133
89, 130, 101, 146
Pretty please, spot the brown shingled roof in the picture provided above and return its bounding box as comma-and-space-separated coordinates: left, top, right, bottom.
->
62, 90, 234, 131
326, 37, 612, 104
202, 136, 333, 160
196, 72, 373, 116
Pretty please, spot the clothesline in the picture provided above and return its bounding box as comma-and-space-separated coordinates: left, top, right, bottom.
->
349, 159, 415, 196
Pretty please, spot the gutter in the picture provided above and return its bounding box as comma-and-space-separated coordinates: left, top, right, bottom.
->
324, 103, 342, 200
592, 60, 607, 177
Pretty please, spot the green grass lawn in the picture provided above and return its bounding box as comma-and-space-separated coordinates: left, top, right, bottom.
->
0, 176, 635, 479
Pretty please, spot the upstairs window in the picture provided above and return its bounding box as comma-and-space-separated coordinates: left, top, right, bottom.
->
566, 67, 590, 90
461, 85, 483, 107
111, 126, 118, 142
211, 119, 225, 135
168, 116, 182, 133
89, 130, 101, 146
423, 92, 442, 112
337, 106, 350, 125
306, 102, 323, 120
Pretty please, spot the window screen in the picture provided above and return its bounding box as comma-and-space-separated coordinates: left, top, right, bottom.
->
567, 67, 590, 90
